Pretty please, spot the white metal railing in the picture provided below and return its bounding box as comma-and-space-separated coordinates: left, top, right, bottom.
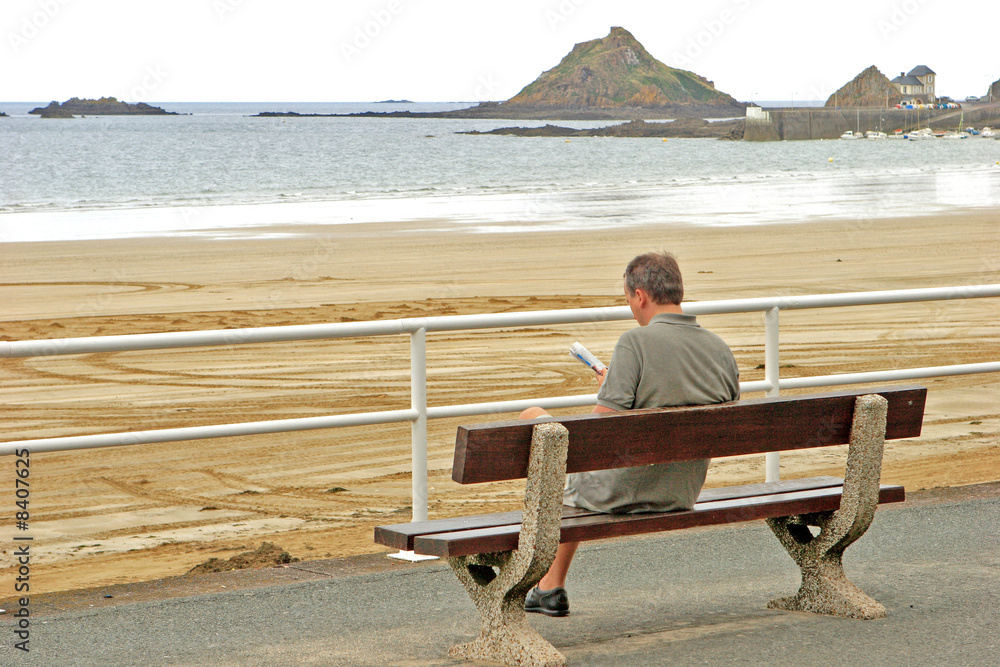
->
3, 284, 999, 530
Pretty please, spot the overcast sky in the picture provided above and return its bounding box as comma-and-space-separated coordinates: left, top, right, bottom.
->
3, 0, 997, 103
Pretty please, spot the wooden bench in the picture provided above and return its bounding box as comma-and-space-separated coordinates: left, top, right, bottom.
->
375, 386, 927, 667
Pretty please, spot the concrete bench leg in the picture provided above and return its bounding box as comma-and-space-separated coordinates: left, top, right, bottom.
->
448, 422, 569, 667
767, 394, 890, 619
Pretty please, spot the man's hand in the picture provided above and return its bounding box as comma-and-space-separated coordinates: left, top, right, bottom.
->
595, 367, 608, 388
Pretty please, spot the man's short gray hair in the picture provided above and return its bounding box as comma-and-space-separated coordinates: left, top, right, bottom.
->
624, 252, 684, 305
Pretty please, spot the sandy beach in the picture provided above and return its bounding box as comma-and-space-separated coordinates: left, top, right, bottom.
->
1, 210, 998, 598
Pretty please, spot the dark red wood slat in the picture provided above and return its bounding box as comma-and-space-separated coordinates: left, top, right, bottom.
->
412, 485, 905, 558
374, 507, 594, 550
374, 476, 847, 550
695, 475, 845, 503
453, 387, 926, 484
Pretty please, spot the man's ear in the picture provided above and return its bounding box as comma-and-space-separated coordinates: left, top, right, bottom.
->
633, 288, 650, 307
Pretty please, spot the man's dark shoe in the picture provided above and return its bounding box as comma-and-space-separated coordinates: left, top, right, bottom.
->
524, 586, 569, 617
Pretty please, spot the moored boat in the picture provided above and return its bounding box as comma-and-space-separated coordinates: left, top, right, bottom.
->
905, 128, 935, 140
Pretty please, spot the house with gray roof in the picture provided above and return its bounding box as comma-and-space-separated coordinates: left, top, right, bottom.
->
891, 66, 936, 102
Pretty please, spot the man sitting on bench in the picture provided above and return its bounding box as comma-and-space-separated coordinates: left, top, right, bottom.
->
519, 251, 740, 616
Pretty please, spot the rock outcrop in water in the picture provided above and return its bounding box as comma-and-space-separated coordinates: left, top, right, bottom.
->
503, 27, 742, 113
39, 107, 75, 119
825, 66, 904, 108
460, 118, 743, 139
30, 97, 180, 116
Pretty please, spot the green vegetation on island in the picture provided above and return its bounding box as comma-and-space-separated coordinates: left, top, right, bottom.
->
30, 97, 180, 117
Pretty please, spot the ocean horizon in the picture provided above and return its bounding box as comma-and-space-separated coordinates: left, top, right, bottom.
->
2, 101, 999, 243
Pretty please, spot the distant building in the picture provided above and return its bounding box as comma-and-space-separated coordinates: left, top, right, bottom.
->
891, 66, 936, 102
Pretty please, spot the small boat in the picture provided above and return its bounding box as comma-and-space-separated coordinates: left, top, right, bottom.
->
965, 127, 980, 136
981, 127, 996, 138
905, 128, 935, 140
865, 131, 888, 140
839, 130, 861, 140
941, 132, 969, 140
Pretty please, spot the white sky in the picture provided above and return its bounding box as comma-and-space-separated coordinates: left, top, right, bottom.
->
2, 0, 997, 103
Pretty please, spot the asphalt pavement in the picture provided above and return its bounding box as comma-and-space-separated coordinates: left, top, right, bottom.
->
2, 483, 998, 667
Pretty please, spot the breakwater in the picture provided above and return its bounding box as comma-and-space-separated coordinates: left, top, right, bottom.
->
744, 105, 1000, 140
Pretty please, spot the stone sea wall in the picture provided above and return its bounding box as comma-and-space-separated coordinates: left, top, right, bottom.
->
744, 106, 995, 141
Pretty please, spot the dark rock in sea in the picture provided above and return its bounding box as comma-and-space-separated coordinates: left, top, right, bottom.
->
255, 111, 306, 117
29, 97, 180, 116
0, 111, 8, 117
40, 107, 75, 119
459, 118, 744, 139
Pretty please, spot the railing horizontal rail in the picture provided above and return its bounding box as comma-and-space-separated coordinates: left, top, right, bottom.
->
777, 362, 1000, 390
0, 306, 631, 358
3, 285, 998, 358
5, 360, 996, 458
0, 409, 420, 456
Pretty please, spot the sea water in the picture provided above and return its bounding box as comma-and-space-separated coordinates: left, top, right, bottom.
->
2, 102, 999, 243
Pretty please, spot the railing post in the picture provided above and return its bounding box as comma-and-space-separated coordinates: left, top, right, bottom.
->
764, 307, 781, 482
410, 326, 429, 523
388, 326, 437, 561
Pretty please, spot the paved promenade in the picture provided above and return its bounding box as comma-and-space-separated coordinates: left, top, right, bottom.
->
3, 483, 998, 666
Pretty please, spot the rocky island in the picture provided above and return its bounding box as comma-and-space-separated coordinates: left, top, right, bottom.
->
256, 27, 746, 128
30, 97, 181, 117
825, 66, 903, 108
500, 26, 742, 115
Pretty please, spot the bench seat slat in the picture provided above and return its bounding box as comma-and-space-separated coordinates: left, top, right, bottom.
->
453, 387, 926, 484
374, 507, 594, 551
411, 484, 905, 558
374, 475, 848, 551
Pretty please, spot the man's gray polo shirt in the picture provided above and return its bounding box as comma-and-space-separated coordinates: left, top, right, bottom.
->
564, 312, 740, 513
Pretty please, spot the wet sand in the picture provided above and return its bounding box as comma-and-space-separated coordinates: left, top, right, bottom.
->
1, 210, 998, 596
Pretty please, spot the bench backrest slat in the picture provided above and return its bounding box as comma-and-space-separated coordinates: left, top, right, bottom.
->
452, 386, 926, 484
